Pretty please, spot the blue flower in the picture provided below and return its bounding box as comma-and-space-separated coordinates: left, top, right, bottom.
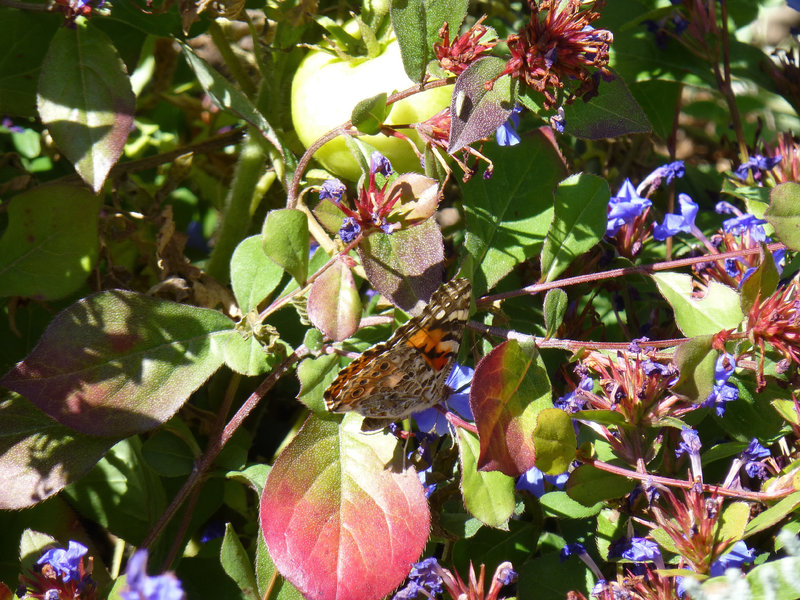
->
554, 377, 593, 413
675, 427, 701, 459
413, 364, 473, 435
370, 151, 393, 176
338, 216, 362, 243
319, 179, 346, 202
701, 353, 739, 416
121, 549, 185, 600
606, 179, 652, 236
496, 105, 523, 146
734, 154, 781, 181
608, 537, 662, 563
710, 541, 755, 576
742, 439, 770, 479
550, 107, 565, 133
37, 541, 88, 584
655, 160, 685, 185
723, 214, 768, 242
560, 543, 587, 561
517, 466, 568, 497
653, 193, 698, 240
407, 557, 443, 596
790, 0, 800, 11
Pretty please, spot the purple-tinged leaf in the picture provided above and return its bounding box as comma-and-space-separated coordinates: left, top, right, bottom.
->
307, 259, 362, 342
0, 184, 100, 301
562, 71, 651, 140
359, 217, 444, 313
470, 340, 552, 477
261, 414, 429, 600
0, 392, 115, 509
0, 291, 238, 437
448, 57, 513, 154
37, 20, 134, 192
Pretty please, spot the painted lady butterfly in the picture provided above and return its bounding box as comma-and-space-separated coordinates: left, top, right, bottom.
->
324, 278, 471, 429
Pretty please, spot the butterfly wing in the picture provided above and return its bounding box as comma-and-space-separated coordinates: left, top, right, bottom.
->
323, 278, 471, 420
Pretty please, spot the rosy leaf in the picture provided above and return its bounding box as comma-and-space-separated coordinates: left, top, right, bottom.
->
307, 259, 362, 342
37, 20, 134, 192
359, 217, 444, 313
471, 340, 552, 477
260, 414, 430, 600
0, 290, 237, 437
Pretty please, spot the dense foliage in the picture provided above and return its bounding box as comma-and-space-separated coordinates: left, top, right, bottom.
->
2, 0, 800, 599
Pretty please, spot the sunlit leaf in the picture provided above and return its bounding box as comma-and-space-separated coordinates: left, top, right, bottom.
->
0, 291, 237, 437
471, 340, 551, 477
307, 259, 362, 342
37, 20, 135, 191
262, 209, 310, 286
261, 414, 429, 600
457, 428, 515, 528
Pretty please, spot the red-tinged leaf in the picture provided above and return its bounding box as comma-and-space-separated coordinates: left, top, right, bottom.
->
471, 340, 552, 477
307, 260, 362, 342
0, 393, 116, 509
359, 217, 444, 313
0, 290, 238, 437
37, 20, 134, 192
260, 414, 430, 600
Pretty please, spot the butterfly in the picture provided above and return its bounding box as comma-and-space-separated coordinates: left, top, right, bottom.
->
324, 278, 471, 430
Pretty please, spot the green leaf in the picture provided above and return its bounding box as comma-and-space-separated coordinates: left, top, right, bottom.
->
0, 392, 116, 509
517, 550, 594, 600
563, 71, 651, 139
543, 288, 568, 339
452, 520, 538, 578
540, 173, 610, 282
449, 57, 514, 153
390, 0, 427, 83
566, 464, 635, 506
262, 209, 310, 286
230, 235, 285, 313
351, 92, 389, 135
180, 42, 285, 162
0, 9, 61, 117
539, 491, 603, 519
653, 272, 744, 337
0, 290, 236, 437
573, 409, 629, 428
63, 438, 167, 546
0, 184, 100, 300
740, 244, 779, 314
260, 414, 430, 600
141, 428, 196, 478
358, 217, 444, 313
471, 340, 552, 477
672, 335, 715, 403
221, 524, 260, 600
297, 354, 342, 414
533, 408, 577, 475
457, 428, 515, 528
765, 182, 800, 251
424, 0, 468, 59
463, 137, 567, 292
307, 260, 362, 342
717, 502, 750, 544
627, 79, 682, 140
744, 491, 800, 538
37, 20, 134, 191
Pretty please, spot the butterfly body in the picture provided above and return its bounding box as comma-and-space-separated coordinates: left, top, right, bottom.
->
323, 278, 471, 422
